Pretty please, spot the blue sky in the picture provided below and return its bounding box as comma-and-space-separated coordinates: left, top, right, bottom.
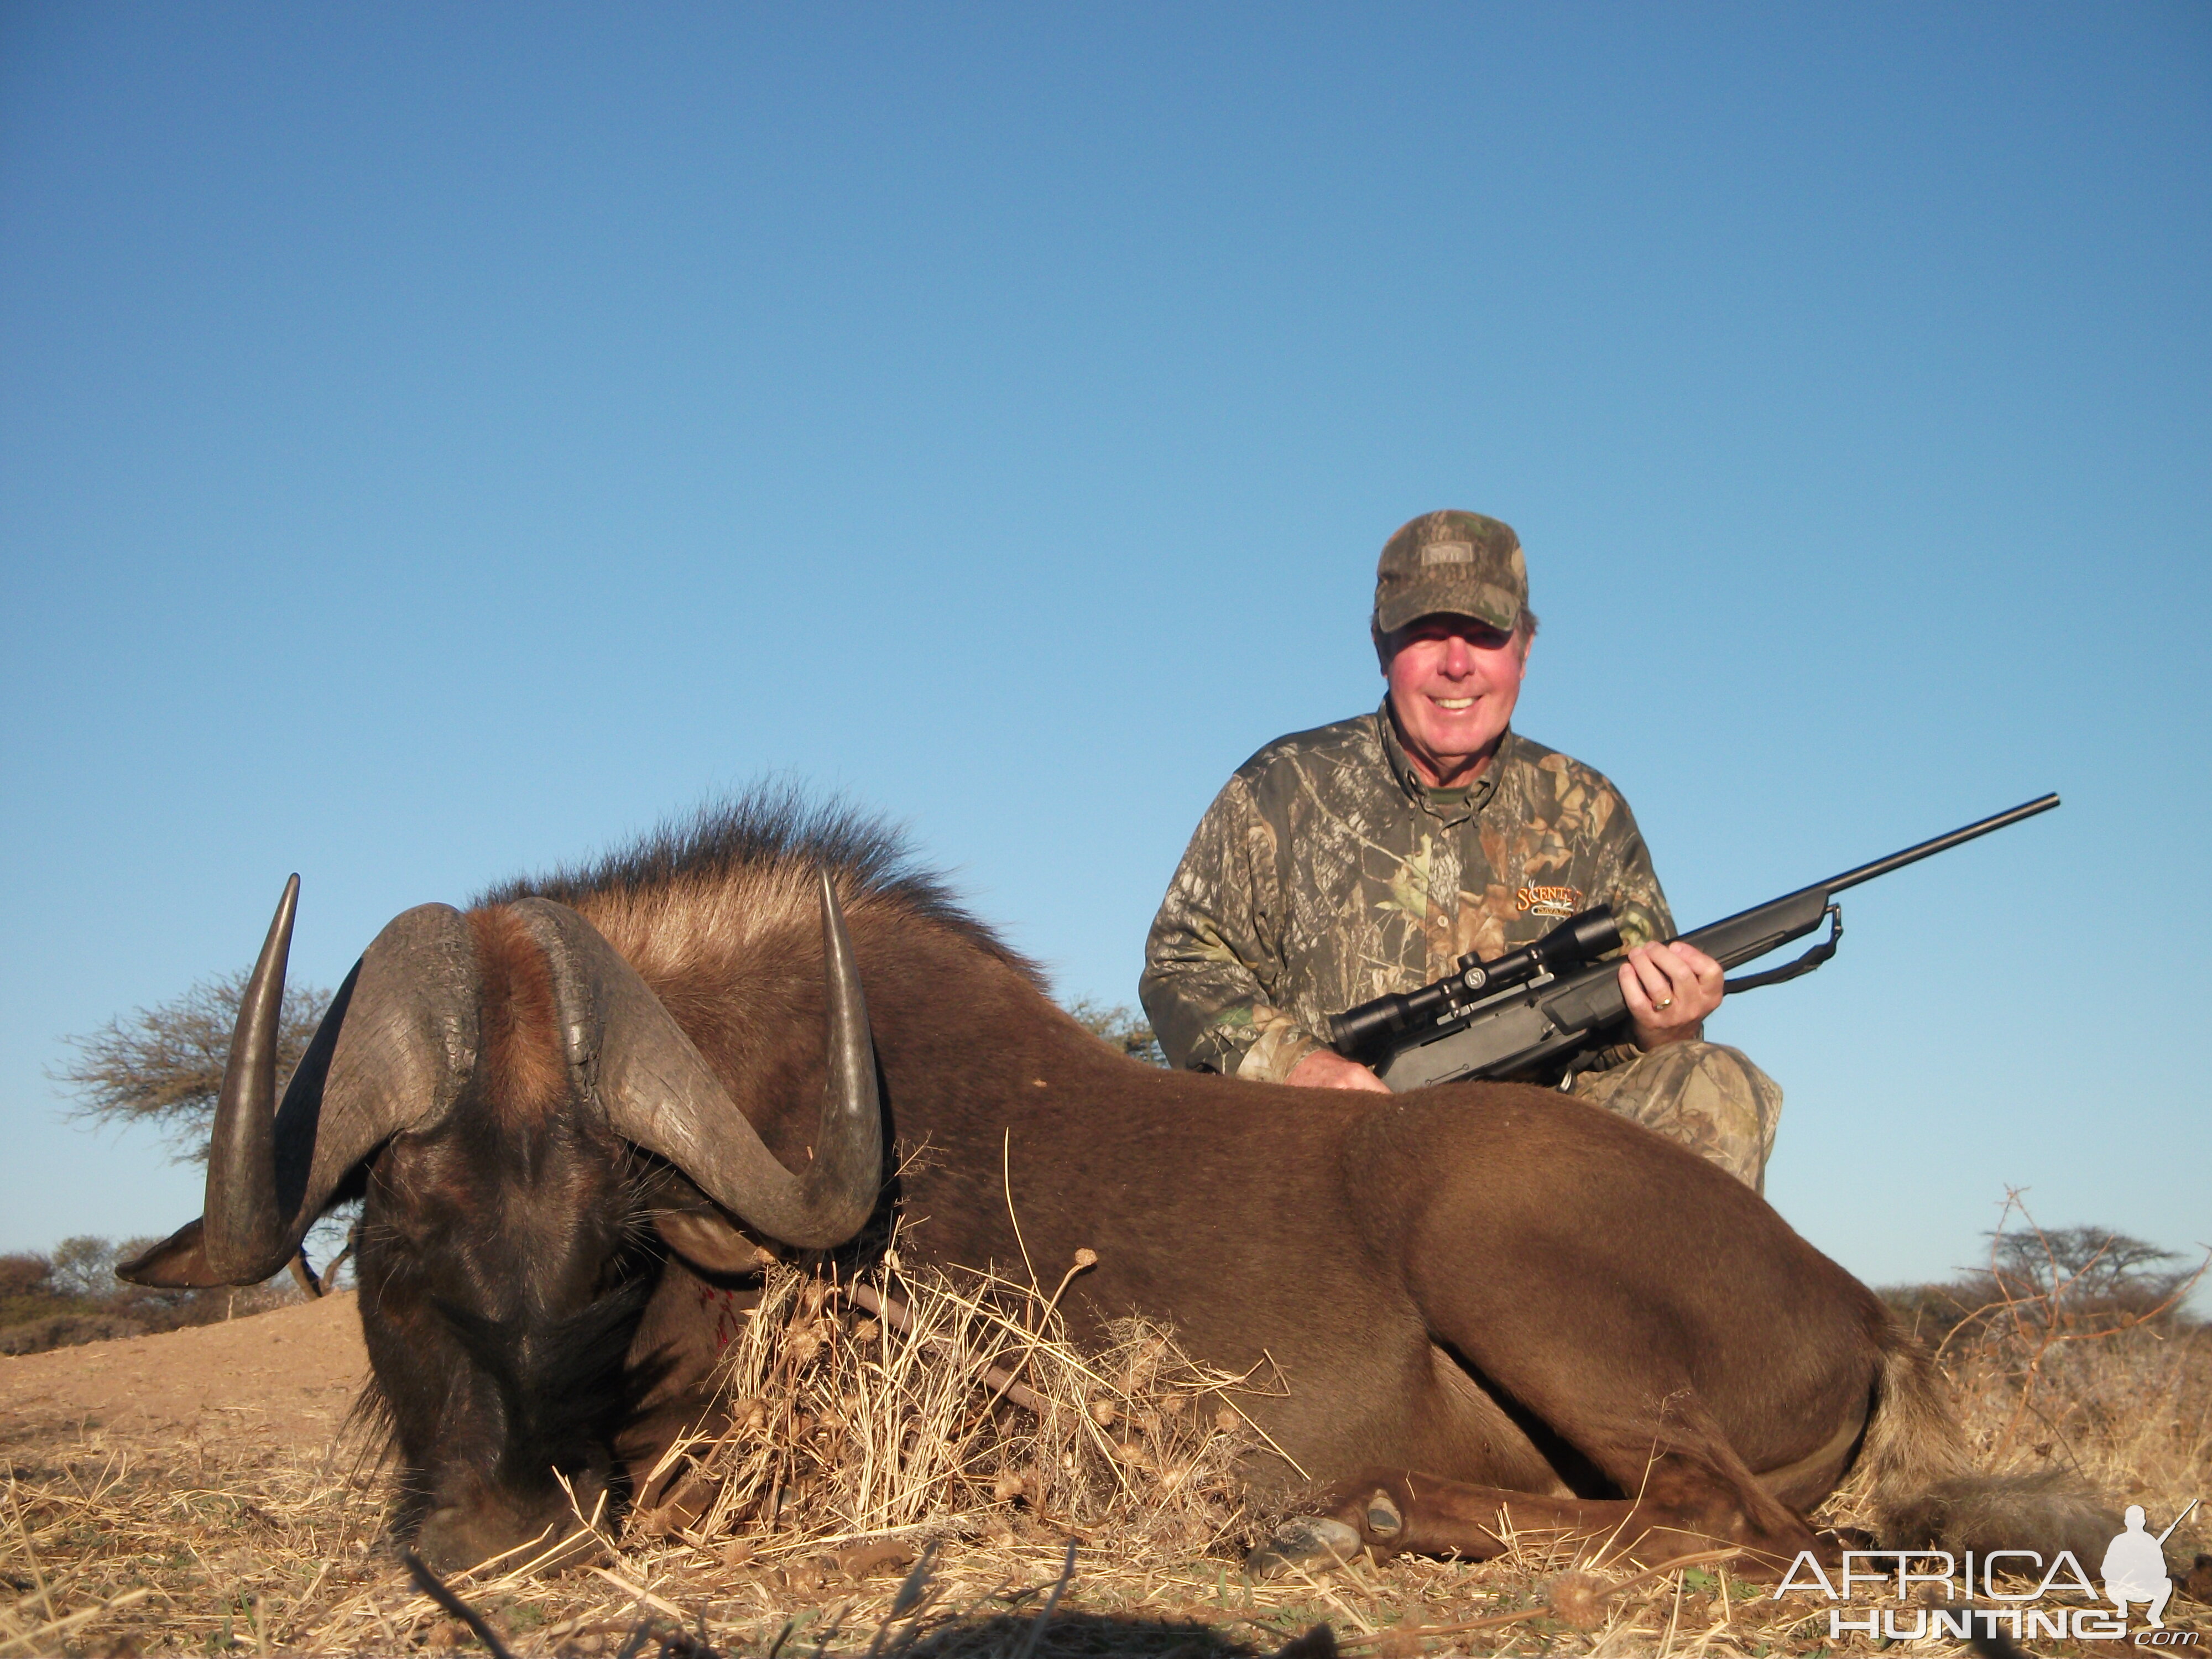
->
3, 4, 2206, 1297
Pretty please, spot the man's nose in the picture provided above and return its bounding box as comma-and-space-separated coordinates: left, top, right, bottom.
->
1439, 637, 1477, 675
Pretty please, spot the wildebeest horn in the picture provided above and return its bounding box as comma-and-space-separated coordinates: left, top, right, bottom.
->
118, 881, 480, 1288
201, 872, 300, 1277
514, 870, 882, 1250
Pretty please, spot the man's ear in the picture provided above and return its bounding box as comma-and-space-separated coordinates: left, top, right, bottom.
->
1372, 620, 1396, 673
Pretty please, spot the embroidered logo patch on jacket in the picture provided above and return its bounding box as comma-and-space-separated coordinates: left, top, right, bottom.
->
1516, 884, 1584, 919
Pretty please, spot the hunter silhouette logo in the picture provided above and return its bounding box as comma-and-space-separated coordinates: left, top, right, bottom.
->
2105, 1500, 2197, 1631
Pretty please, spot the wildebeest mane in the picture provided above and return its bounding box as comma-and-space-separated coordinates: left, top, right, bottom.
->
473, 788, 1042, 987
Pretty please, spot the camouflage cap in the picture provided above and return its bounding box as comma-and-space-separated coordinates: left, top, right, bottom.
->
1371, 510, 1528, 637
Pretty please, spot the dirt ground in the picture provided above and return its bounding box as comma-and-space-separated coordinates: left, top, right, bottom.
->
1, 1293, 390, 1656
0, 1290, 367, 1453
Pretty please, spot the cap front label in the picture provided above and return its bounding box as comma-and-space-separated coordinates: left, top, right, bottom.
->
1420, 541, 1475, 565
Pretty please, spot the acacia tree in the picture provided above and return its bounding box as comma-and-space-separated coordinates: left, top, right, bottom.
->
45, 1234, 131, 1301
52, 969, 332, 1161
1983, 1224, 2198, 1323
53, 972, 341, 1296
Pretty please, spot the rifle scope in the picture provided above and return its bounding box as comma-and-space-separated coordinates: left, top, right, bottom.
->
1328, 906, 1621, 1058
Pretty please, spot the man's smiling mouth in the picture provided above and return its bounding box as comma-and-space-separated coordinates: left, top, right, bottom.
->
1433, 697, 1475, 709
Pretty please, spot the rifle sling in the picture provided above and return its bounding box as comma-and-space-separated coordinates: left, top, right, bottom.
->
1720, 906, 1842, 995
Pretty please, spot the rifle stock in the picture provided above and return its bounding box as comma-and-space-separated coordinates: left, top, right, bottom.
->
1361, 794, 2057, 1092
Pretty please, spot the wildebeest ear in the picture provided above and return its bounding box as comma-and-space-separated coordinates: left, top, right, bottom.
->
116, 1217, 221, 1288
648, 1180, 780, 1275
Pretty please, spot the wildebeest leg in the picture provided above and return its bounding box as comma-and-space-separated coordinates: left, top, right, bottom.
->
1253, 1392, 1827, 1577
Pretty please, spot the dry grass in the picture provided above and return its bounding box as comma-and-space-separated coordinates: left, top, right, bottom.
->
626, 1244, 1267, 1564
5, 1238, 2206, 1658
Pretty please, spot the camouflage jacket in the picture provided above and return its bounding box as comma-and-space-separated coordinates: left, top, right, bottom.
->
1139, 707, 1674, 1082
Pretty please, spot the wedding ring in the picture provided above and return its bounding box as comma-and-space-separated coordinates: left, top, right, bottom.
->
1653, 997, 1674, 1011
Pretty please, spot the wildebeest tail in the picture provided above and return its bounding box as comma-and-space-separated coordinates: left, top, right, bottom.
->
1855, 1315, 2116, 1562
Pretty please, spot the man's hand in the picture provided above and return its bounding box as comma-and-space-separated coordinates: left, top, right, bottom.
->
1287, 1047, 1394, 1093
1619, 940, 1724, 1051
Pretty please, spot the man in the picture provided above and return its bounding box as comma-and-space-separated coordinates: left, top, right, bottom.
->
1139, 510, 1782, 1191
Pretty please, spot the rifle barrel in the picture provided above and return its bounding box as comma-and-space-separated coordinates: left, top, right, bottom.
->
1822, 794, 2059, 896
2155, 1496, 2199, 1547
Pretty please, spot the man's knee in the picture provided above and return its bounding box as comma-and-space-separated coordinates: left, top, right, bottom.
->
1575, 1041, 1783, 1192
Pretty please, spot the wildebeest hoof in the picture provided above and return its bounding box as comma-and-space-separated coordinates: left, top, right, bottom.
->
1363, 1487, 1403, 1540
1245, 1515, 1362, 1579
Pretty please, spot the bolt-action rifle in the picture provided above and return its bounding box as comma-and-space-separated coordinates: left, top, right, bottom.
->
1327, 794, 2060, 1092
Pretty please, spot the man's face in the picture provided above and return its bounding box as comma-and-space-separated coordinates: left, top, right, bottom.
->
1383, 613, 1528, 784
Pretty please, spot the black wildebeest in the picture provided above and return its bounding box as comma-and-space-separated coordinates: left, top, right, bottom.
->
123, 798, 2107, 1574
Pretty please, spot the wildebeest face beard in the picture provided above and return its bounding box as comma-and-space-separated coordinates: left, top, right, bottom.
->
356, 1114, 672, 1569
433, 1272, 664, 1498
